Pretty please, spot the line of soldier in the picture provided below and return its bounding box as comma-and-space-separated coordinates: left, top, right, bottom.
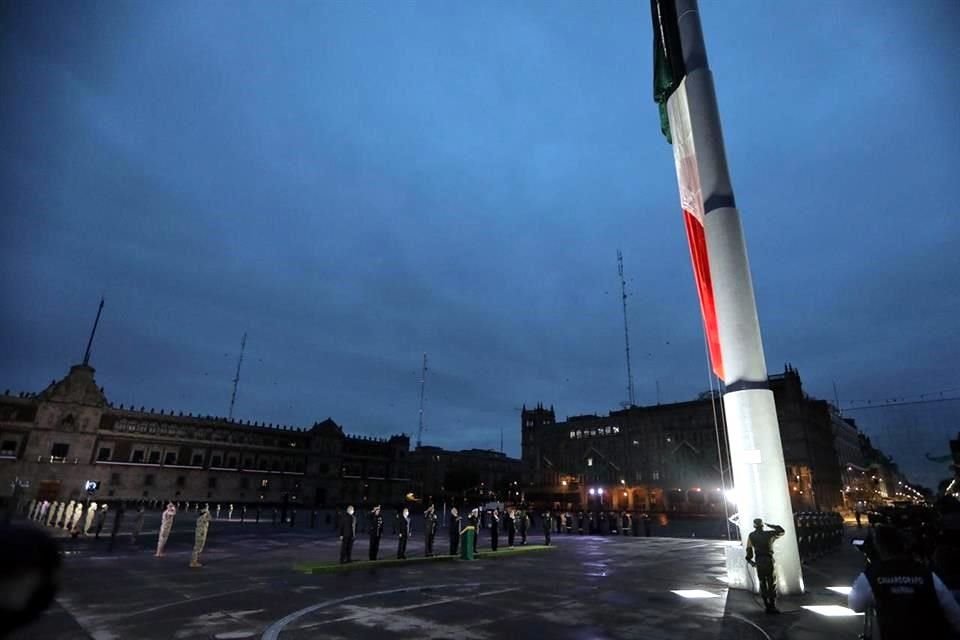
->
794, 511, 844, 562
337, 504, 561, 564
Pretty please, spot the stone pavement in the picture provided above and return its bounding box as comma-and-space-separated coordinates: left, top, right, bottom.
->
11, 520, 874, 639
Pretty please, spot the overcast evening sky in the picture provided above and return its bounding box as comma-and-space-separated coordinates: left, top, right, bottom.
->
2, 1, 958, 489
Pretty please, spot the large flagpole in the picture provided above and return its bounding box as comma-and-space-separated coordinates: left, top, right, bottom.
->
655, 0, 804, 594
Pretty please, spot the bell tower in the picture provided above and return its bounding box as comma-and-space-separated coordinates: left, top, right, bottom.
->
520, 402, 555, 484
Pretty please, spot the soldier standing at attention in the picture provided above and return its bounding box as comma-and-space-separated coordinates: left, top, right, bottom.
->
156, 502, 177, 557
397, 508, 411, 559
369, 505, 384, 561
189, 504, 212, 568
490, 510, 500, 551
424, 505, 438, 557
519, 510, 529, 545
542, 511, 553, 546
94, 504, 109, 539
506, 509, 517, 547
449, 508, 461, 556
130, 504, 145, 546
746, 518, 786, 614
339, 505, 356, 564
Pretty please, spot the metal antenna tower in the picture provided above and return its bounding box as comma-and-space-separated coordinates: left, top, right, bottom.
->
416, 353, 428, 448
228, 332, 247, 420
617, 250, 636, 407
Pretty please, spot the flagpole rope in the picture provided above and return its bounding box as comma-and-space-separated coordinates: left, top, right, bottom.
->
700, 319, 733, 541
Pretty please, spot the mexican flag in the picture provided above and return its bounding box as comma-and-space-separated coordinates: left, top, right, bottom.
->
652, 0, 723, 380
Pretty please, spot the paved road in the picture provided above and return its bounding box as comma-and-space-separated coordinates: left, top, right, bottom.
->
10, 516, 871, 640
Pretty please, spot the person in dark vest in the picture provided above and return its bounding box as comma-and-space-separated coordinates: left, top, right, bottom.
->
397, 508, 411, 559
542, 511, 553, 546
369, 505, 384, 561
506, 509, 517, 547
849, 525, 960, 636
490, 510, 500, 551
338, 505, 356, 563
424, 505, 438, 557
449, 508, 461, 556
745, 518, 786, 614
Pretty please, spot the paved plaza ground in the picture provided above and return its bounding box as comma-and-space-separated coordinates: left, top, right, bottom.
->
12, 514, 870, 640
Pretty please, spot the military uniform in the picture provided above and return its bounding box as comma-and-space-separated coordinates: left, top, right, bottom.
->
190, 507, 211, 568
542, 512, 553, 545
339, 509, 356, 563
506, 511, 517, 547
369, 509, 384, 560
490, 511, 500, 551
397, 512, 411, 559
449, 510, 461, 556
425, 508, 439, 557
519, 511, 528, 545
746, 520, 785, 613
156, 503, 177, 556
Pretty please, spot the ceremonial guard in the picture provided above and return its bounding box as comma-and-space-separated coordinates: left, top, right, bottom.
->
490, 509, 500, 551
131, 504, 146, 545
190, 504, 212, 568
156, 502, 177, 557
397, 508, 411, 559
519, 510, 529, 545
506, 509, 517, 547
449, 507, 461, 556
424, 505, 438, 557
339, 505, 356, 563
542, 511, 553, 545
369, 505, 384, 561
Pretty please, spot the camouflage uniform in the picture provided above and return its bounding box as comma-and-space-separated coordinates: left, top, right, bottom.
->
190, 507, 212, 567
156, 503, 177, 556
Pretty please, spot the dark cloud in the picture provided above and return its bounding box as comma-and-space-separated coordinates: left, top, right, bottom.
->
2, 1, 958, 488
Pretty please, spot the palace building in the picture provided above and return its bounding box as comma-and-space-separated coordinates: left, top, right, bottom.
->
521, 366, 848, 513
0, 363, 412, 508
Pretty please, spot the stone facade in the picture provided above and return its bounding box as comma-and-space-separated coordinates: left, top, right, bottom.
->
0, 364, 412, 509
521, 366, 847, 513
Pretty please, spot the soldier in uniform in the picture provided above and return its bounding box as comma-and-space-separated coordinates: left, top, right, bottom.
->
745, 518, 786, 614
84, 501, 98, 535
397, 507, 411, 559
215, 503, 222, 520
190, 504, 212, 568
506, 509, 517, 547
490, 509, 500, 551
542, 511, 553, 546
156, 502, 177, 557
424, 505, 438, 557
449, 507, 461, 556
241, 505, 247, 523
94, 504, 109, 539
61, 501, 75, 531
369, 505, 384, 561
228, 503, 234, 520
131, 504, 146, 545
519, 510, 528, 545
339, 505, 356, 563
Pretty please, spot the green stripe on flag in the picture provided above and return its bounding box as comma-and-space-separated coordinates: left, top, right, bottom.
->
651, 0, 686, 143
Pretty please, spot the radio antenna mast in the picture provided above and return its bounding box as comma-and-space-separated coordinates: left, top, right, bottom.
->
228, 332, 247, 420
618, 250, 636, 407
416, 353, 428, 448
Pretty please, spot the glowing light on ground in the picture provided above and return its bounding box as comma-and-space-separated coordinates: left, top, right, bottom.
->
671, 589, 720, 599
826, 586, 852, 595
802, 605, 862, 617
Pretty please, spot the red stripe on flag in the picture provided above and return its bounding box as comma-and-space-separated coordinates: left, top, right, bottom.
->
683, 209, 724, 380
